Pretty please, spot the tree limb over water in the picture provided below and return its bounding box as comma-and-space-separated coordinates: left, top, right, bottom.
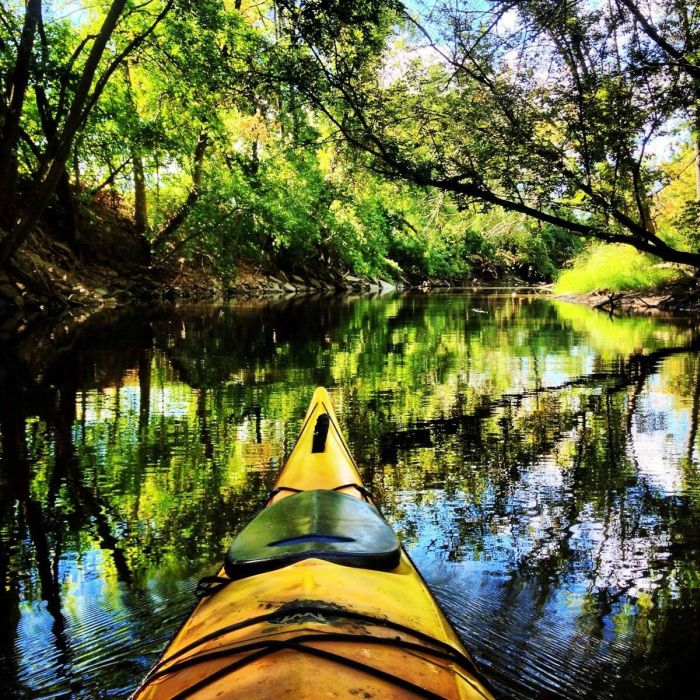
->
282, 0, 700, 267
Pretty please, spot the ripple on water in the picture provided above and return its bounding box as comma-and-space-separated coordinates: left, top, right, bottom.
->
3, 294, 700, 699
425, 571, 627, 700
13, 551, 202, 698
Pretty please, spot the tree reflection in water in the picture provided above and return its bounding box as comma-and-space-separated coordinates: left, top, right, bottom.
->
0, 292, 698, 698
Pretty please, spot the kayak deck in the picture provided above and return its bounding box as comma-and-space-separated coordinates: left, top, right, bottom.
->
133, 388, 494, 699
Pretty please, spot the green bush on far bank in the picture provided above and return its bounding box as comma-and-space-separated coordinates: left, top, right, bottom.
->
554, 244, 681, 295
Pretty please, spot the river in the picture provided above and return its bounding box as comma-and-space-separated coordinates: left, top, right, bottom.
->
1, 291, 699, 698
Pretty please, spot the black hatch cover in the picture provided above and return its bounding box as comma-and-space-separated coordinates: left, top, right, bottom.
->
224, 490, 401, 579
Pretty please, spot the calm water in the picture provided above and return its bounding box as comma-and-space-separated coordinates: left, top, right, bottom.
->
1, 292, 699, 699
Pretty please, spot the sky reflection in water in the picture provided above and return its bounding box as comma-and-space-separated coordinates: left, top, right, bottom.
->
0, 292, 699, 699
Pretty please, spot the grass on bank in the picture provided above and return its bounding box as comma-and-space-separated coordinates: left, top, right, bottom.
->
554, 244, 681, 295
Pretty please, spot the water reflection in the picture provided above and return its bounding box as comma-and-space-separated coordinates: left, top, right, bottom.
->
0, 293, 698, 698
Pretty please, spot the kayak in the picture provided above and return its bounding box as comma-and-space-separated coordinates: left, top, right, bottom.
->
133, 387, 495, 699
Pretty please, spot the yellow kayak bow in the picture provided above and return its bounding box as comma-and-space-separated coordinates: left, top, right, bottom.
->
134, 387, 495, 699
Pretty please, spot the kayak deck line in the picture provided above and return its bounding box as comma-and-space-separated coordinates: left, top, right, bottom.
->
133, 387, 496, 699
262, 480, 375, 506
141, 601, 485, 682
162, 639, 462, 700
140, 621, 490, 700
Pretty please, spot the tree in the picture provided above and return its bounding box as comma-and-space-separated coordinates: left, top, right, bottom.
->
283, 0, 700, 269
0, 0, 175, 270
123, 62, 148, 235
152, 132, 209, 250
616, 0, 700, 200
0, 0, 41, 226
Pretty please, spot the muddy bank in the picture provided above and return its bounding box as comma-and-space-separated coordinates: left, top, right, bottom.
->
555, 277, 700, 316
0, 246, 401, 335
0, 189, 536, 329
227, 263, 399, 297
0, 190, 406, 321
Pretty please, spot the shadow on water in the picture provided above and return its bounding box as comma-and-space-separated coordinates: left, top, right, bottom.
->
0, 292, 699, 698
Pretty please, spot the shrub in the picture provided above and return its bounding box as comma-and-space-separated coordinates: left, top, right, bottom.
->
554, 244, 681, 294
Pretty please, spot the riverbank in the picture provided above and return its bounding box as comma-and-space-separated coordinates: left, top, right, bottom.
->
554, 275, 700, 316
0, 234, 400, 326
0, 194, 397, 323
8, 189, 698, 324
0, 191, 529, 324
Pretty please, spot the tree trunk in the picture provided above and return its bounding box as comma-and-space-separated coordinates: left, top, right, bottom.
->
0, 0, 42, 226
34, 77, 80, 245
123, 62, 148, 234
151, 132, 208, 250
418, 173, 700, 268
133, 155, 148, 234
0, 0, 128, 269
695, 104, 700, 202
73, 147, 81, 189
56, 170, 80, 245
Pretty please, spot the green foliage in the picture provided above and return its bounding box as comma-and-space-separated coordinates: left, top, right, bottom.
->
286, 0, 700, 270
6, 0, 696, 283
465, 211, 582, 281
554, 245, 681, 295
655, 142, 700, 252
